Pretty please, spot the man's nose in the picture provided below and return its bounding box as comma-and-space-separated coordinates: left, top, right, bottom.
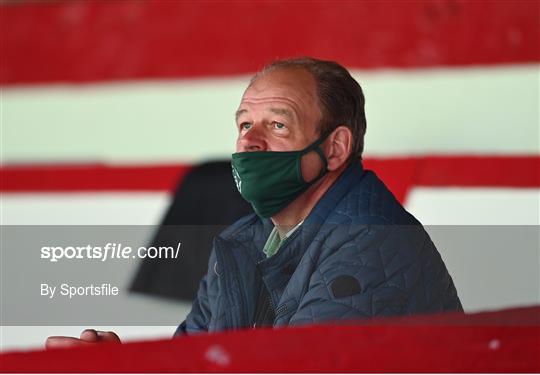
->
237, 125, 267, 152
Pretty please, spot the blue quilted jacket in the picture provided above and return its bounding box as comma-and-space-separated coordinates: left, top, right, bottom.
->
175, 162, 462, 335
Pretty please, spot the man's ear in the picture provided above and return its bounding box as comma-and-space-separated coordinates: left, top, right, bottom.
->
326, 126, 353, 171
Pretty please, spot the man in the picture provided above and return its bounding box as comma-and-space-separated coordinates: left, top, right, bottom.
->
46, 57, 462, 346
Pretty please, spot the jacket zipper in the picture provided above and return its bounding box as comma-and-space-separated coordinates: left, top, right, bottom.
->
214, 240, 249, 329
274, 303, 288, 317
253, 288, 276, 328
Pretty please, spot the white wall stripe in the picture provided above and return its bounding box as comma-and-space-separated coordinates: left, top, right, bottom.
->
2, 65, 538, 164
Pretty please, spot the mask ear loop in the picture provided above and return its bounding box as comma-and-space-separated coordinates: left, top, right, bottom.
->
299, 131, 331, 183
313, 146, 329, 180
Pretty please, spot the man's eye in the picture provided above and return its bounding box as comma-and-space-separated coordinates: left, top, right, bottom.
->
240, 123, 252, 130
273, 122, 285, 129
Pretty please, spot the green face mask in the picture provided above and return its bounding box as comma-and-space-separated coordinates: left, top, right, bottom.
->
231, 133, 329, 218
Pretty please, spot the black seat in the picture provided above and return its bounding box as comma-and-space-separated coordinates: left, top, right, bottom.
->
130, 160, 253, 301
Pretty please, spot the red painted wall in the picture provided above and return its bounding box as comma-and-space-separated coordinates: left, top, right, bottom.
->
1, 1, 538, 84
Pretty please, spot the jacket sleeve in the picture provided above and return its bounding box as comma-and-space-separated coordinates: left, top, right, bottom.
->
174, 248, 217, 336
289, 225, 462, 325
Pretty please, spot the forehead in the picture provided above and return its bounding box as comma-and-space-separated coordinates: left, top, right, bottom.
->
238, 68, 319, 118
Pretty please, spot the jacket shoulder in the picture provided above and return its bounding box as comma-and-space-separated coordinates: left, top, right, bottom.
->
217, 213, 260, 240
331, 170, 420, 226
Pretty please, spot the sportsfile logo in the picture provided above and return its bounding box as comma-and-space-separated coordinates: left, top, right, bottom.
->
40, 242, 182, 262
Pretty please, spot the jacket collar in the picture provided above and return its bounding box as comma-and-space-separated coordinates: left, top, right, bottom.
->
254, 161, 365, 266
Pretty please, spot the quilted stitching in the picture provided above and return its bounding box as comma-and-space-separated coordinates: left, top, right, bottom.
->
177, 166, 463, 335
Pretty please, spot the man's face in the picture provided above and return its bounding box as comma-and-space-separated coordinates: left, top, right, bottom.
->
235, 68, 322, 154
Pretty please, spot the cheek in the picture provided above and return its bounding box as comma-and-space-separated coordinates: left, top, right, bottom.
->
300, 151, 324, 182
235, 137, 242, 152
266, 136, 297, 152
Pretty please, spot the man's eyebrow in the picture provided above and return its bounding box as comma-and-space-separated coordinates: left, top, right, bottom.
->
235, 108, 294, 122
235, 109, 247, 122
269, 107, 294, 119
